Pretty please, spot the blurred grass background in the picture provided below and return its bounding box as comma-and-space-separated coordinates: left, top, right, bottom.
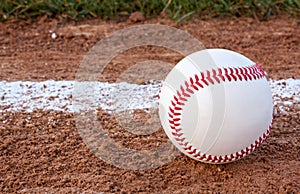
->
0, 0, 299, 21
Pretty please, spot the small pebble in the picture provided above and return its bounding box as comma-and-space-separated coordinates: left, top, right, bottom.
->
51, 32, 57, 39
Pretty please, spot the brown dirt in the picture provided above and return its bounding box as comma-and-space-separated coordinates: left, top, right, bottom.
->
0, 16, 299, 193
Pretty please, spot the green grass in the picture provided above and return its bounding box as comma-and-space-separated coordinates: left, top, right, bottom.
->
0, 0, 299, 21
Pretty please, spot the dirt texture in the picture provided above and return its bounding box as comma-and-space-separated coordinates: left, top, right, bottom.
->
0, 15, 299, 193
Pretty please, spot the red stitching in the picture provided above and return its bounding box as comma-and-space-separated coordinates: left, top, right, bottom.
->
174, 96, 184, 106
190, 77, 199, 90
175, 137, 185, 142
239, 67, 248, 80
200, 72, 209, 86
167, 64, 272, 164
212, 69, 221, 83
235, 68, 243, 81
194, 74, 203, 88
180, 86, 190, 98
244, 67, 252, 80
185, 81, 194, 94
169, 107, 175, 114
229, 67, 238, 81
172, 132, 183, 137
218, 68, 226, 82
206, 70, 214, 84
224, 68, 232, 81
177, 91, 187, 102
248, 66, 258, 80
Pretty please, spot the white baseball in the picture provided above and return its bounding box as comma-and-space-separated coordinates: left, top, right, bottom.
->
158, 49, 273, 164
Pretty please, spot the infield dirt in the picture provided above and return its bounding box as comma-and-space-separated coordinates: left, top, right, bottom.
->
0, 15, 299, 193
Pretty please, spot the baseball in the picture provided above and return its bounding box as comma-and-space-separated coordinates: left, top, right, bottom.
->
158, 49, 273, 164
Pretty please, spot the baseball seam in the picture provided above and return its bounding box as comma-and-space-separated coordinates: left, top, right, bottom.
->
167, 63, 272, 164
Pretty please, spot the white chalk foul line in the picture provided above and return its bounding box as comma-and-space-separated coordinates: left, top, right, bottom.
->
0, 79, 299, 114
0, 80, 161, 113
